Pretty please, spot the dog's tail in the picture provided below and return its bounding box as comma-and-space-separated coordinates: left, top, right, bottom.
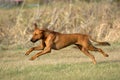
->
89, 36, 110, 46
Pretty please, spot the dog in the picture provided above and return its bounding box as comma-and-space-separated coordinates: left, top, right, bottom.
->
25, 23, 110, 64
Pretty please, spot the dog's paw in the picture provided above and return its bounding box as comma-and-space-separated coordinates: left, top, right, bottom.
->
25, 52, 30, 55
29, 56, 36, 60
104, 54, 109, 57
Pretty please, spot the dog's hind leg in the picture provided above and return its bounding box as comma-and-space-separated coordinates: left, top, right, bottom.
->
88, 45, 109, 57
76, 45, 96, 64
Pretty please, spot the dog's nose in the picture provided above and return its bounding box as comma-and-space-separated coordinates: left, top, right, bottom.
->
30, 38, 36, 43
30, 39, 33, 42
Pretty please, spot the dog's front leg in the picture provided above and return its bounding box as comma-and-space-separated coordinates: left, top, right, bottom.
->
29, 47, 51, 60
25, 40, 45, 55
25, 46, 43, 55
29, 34, 55, 60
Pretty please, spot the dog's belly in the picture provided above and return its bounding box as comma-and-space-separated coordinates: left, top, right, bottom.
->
52, 43, 73, 50
52, 35, 77, 50
52, 43, 71, 50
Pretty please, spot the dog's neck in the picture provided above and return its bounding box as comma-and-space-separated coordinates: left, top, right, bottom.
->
43, 31, 50, 38
42, 30, 59, 39
42, 30, 52, 39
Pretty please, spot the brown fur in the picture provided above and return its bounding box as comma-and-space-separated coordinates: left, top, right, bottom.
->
25, 23, 110, 64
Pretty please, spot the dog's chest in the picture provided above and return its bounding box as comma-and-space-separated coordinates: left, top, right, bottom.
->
52, 35, 61, 49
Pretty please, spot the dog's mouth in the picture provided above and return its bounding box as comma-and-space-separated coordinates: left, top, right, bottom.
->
30, 39, 39, 43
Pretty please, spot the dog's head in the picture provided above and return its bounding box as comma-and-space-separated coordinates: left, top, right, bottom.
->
30, 23, 44, 43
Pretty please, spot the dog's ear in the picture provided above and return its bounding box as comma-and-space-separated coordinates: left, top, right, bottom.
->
33, 23, 38, 29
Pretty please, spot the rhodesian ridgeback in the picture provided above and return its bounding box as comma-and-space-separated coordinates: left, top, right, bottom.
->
25, 23, 110, 64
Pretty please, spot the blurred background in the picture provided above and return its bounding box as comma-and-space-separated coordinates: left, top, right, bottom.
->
0, 0, 120, 50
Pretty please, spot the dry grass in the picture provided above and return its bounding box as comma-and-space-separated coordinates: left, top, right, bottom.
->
0, 0, 120, 49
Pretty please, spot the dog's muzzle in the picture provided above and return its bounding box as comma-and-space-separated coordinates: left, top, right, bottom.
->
30, 39, 38, 43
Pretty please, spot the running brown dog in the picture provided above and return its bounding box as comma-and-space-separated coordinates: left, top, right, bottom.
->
25, 23, 110, 64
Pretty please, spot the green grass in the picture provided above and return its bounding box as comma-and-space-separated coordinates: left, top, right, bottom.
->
0, 62, 120, 80
1, 62, 120, 80
0, 44, 120, 80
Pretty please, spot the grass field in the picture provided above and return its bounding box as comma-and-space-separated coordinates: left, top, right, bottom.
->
0, 43, 120, 80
